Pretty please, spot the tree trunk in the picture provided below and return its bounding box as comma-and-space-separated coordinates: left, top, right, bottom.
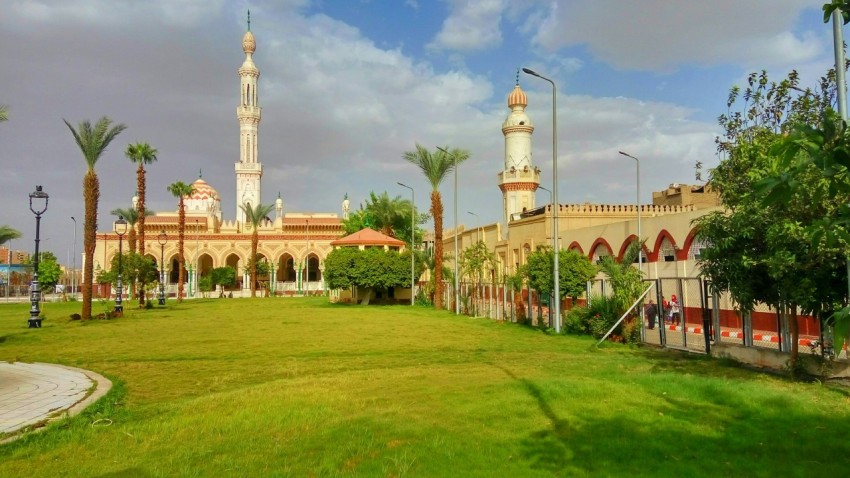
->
790, 303, 800, 371
128, 228, 137, 303
251, 229, 258, 298
81, 171, 99, 320
432, 190, 443, 310
137, 164, 147, 307
177, 199, 185, 302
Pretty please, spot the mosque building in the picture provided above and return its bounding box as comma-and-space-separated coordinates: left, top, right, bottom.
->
92, 20, 345, 297
443, 78, 720, 285
91, 17, 719, 300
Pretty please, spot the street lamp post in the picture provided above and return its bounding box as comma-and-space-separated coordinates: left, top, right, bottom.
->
192, 219, 199, 298
619, 151, 642, 274
158, 230, 167, 305
437, 146, 460, 315
522, 67, 560, 333
113, 216, 128, 314
398, 182, 416, 306
28, 186, 49, 328
71, 216, 77, 299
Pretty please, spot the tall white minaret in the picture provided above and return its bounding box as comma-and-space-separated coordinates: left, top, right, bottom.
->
235, 11, 263, 224
498, 75, 539, 226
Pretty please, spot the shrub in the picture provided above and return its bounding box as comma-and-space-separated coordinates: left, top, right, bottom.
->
586, 294, 621, 339
564, 306, 591, 335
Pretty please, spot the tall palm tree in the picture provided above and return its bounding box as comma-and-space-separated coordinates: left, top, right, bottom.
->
125, 142, 158, 305
125, 143, 158, 251
65, 117, 126, 320
403, 144, 469, 309
0, 225, 21, 246
167, 181, 195, 302
240, 203, 275, 297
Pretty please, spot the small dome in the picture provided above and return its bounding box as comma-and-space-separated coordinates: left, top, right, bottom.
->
242, 31, 256, 54
189, 178, 219, 202
508, 85, 527, 108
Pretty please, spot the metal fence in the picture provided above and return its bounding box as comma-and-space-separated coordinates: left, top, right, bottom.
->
439, 276, 842, 361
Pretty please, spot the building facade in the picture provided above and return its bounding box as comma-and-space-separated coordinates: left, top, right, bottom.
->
91, 21, 344, 297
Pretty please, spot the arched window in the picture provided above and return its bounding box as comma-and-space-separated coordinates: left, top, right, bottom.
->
661, 237, 676, 262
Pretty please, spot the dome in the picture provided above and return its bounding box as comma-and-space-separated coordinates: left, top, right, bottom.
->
507, 85, 527, 108
242, 31, 256, 54
189, 178, 219, 202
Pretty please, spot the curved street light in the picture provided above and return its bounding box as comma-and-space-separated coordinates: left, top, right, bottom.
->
522, 67, 561, 333
436, 146, 460, 315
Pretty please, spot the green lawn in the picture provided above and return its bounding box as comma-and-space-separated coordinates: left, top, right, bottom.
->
0, 297, 848, 477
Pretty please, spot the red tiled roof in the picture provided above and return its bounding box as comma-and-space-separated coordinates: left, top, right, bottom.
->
330, 228, 405, 247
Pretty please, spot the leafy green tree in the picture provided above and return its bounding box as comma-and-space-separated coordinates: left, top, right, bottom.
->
239, 202, 275, 297
210, 266, 237, 296
524, 248, 597, 304
98, 252, 158, 292
0, 104, 7, 123
65, 117, 126, 319
167, 181, 195, 302
325, 247, 421, 302
23, 251, 62, 292
597, 241, 644, 318
403, 144, 470, 309
459, 241, 496, 316
697, 68, 850, 368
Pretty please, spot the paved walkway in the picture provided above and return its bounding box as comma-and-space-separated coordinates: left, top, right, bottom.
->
0, 362, 111, 440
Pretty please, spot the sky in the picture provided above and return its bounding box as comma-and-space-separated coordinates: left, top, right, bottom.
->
0, 0, 838, 267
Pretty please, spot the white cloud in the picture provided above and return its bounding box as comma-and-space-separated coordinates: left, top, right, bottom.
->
428, 0, 508, 52
529, 0, 825, 72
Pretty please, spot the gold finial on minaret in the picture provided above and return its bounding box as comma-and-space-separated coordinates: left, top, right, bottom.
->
247, 9, 251, 31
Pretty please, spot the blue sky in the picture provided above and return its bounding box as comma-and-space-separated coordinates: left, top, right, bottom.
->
0, 0, 838, 265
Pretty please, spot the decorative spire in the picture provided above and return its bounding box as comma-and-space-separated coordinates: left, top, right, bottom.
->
198, 168, 202, 179
247, 9, 251, 31
515, 68, 520, 86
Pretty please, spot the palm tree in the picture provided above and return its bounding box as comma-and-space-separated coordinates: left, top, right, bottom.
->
240, 203, 275, 297
167, 181, 195, 302
111, 206, 153, 304
125, 142, 158, 305
65, 117, 126, 320
403, 144, 469, 309
0, 225, 21, 246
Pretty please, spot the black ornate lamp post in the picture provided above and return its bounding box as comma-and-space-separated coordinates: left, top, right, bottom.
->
113, 216, 128, 314
28, 186, 49, 328
158, 230, 167, 305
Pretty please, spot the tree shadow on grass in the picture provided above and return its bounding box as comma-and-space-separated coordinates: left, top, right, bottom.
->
492, 362, 850, 476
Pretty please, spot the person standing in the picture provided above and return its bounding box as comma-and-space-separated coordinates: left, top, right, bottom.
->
644, 299, 658, 330
670, 294, 681, 326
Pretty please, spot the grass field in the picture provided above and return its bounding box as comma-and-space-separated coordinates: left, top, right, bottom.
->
0, 297, 848, 477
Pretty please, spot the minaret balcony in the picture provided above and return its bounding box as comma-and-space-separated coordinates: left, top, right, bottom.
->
237, 106, 262, 118
235, 162, 263, 172
498, 167, 540, 183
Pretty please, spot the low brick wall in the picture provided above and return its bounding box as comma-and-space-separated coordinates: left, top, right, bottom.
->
712, 343, 850, 379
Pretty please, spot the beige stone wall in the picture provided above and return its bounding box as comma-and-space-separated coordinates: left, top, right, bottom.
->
442, 204, 722, 281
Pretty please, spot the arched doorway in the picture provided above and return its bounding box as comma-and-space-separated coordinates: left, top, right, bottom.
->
198, 253, 214, 278
168, 254, 184, 284
225, 253, 241, 289
277, 253, 296, 282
